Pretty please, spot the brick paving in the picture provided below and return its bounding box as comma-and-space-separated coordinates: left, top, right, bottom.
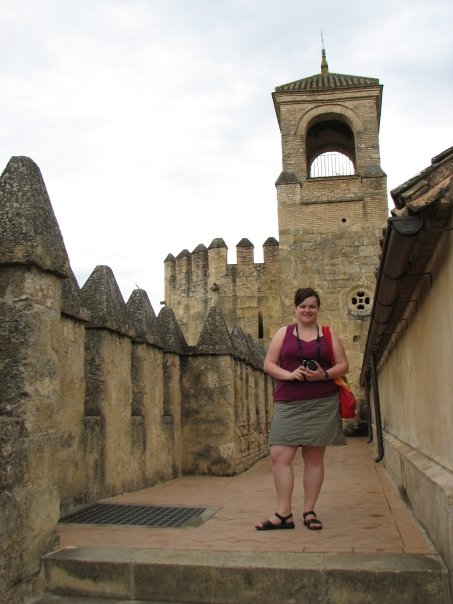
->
57, 437, 435, 556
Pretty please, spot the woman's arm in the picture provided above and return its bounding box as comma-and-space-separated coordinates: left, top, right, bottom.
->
264, 326, 303, 381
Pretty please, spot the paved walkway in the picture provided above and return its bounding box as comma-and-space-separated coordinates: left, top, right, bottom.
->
57, 437, 435, 556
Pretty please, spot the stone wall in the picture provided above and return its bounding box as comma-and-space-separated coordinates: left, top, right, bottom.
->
386, 197, 453, 574
164, 237, 282, 345
0, 157, 272, 603
276, 183, 387, 406
364, 147, 453, 583
276, 87, 384, 180
163, 76, 390, 429
273, 79, 389, 421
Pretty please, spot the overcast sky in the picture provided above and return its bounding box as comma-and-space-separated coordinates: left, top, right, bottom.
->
1, 0, 452, 311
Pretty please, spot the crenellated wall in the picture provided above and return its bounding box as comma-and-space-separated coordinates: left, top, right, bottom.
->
164, 236, 282, 346
164, 70, 390, 435
0, 157, 273, 604
364, 148, 453, 582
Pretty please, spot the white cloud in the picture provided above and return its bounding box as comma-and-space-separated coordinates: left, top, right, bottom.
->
1, 0, 452, 310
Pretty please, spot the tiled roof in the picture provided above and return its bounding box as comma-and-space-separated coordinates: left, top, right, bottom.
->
361, 147, 453, 383
275, 73, 380, 92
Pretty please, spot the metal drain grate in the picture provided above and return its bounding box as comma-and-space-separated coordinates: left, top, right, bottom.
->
60, 503, 210, 528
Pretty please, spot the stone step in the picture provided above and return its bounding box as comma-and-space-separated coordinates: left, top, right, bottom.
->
41, 546, 451, 604
35, 597, 183, 604
35, 598, 168, 604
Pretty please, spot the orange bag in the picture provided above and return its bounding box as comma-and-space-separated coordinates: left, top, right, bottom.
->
322, 325, 357, 419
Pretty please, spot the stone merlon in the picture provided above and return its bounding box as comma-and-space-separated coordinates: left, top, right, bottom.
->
263, 237, 279, 247
196, 306, 234, 355
231, 326, 265, 369
192, 243, 208, 253
0, 156, 71, 277
126, 288, 163, 347
236, 238, 254, 248
157, 306, 189, 354
81, 265, 132, 336
208, 238, 228, 250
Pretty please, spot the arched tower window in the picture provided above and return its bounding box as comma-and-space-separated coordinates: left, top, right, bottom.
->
306, 118, 356, 178
310, 152, 355, 177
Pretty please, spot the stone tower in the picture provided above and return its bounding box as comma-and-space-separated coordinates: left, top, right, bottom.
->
164, 51, 389, 398
273, 50, 389, 384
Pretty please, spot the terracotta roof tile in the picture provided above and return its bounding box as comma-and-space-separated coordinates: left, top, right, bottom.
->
275, 72, 380, 92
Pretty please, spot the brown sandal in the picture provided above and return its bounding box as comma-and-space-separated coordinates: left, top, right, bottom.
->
303, 511, 323, 530
255, 512, 295, 530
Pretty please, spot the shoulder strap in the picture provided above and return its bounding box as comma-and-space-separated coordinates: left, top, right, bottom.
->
322, 325, 335, 365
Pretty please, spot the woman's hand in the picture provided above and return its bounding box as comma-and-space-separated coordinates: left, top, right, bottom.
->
300, 362, 326, 381
290, 366, 305, 381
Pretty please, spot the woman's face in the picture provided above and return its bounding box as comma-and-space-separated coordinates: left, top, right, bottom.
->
295, 296, 319, 324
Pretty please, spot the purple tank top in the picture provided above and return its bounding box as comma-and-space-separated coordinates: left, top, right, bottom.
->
273, 324, 338, 402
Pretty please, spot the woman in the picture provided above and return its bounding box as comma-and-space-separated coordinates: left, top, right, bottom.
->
255, 287, 348, 531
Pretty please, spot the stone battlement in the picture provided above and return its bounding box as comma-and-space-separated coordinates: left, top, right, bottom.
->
0, 156, 273, 603
165, 236, 280, 273
164, 237, 281, 345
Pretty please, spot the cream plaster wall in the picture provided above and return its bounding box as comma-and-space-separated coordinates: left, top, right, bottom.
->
371, 208, 453, 582
377, 214, 453, 471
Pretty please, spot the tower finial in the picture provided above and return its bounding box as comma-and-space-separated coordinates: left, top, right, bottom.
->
320, 29, 329, 75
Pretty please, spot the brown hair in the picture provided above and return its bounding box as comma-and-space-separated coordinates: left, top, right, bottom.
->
294, 287, 321, 307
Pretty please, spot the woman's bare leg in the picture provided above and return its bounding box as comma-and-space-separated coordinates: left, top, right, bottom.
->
272, 445, 299, 516
301, 445, 326, 519
256, 445, 298, 527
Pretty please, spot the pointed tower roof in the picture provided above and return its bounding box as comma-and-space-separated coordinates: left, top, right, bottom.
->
321, 47, 329, 75
275, 49, 380, 92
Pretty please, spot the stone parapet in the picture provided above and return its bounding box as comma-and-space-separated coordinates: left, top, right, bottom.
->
164, 237, 281, 345
0, 157, 271, 603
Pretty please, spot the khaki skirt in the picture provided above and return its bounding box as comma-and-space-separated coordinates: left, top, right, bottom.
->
268, 395, 346, 447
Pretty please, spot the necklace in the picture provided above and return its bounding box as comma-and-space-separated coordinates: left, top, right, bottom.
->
295, 323, 320, 363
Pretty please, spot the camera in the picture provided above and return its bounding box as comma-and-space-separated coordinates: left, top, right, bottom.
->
302, 359, 318, 371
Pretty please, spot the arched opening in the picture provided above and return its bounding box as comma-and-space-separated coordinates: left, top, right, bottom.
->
310, 152, 355, 177
306, 118, 356, 178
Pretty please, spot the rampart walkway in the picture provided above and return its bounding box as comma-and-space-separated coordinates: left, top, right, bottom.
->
38, 437, 452, 603
55, 437, 432, 556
